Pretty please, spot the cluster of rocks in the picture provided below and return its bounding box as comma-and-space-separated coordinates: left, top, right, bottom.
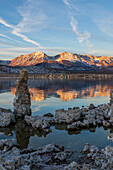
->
1, 102, 112, 134
23, 103, 112, 134
81, 143, 113, 169
25, 115, 53, 133
0, 139, 73, 170
13, 69, 31, 117
55, 103, 110, 127
64, 104, 111, 130
1, 138, 113, 169
0, 107, 15, 127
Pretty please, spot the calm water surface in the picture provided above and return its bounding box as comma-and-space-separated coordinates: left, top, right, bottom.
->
0, 78, 113, 155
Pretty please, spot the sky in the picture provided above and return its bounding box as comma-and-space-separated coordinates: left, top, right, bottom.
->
0, 0, 113, 60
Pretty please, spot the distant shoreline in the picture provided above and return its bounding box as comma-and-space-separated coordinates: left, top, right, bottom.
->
1, 72, 113, 79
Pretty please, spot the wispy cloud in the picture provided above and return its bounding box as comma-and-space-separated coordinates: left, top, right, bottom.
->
0, 17, 40, 46
62, 0, 93, 49
0, 32, 34, 47
94, 16, 113, 38
0, 33, 13, 40
70, 16, 93, 49
89, 49, 113, 56
17, 0, 48, 33
63, 0, 72, 9
0, 46, 71, 59
0, 0, 49, 47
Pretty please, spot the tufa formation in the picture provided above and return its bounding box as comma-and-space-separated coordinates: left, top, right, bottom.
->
108, 90, 113, 117
13, 69, 31, 117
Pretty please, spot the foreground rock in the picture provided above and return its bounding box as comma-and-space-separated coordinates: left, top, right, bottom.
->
81, 143, 113, 169
1, 139, 113, 169
13, 69, 31, 117
0, 139, 73, 170
0, 108, 15, 127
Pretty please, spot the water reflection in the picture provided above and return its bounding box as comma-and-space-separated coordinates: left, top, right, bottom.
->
0, 119, 51, 149
0, 121, 113, 154
0, 78, 113, 102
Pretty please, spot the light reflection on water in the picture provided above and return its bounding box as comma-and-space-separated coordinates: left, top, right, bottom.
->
0, 78, 112, 115
0, 78, 113, 154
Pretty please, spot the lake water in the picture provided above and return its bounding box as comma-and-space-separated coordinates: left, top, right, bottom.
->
0, 78, 113, 155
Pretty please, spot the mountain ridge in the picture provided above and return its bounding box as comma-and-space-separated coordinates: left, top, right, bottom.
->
9, 51, 113, 67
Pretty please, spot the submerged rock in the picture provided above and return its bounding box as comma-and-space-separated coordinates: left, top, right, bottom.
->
13, 69, 31, 117
0, 107, 15, 127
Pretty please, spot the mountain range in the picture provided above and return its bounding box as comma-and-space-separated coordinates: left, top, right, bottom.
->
1, 51, 113, 73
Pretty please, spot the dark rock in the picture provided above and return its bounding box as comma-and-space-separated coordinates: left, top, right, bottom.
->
89, 103, 96, 110
43, 113, 54, 117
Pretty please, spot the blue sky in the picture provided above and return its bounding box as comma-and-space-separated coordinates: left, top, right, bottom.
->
0, 0, 113, 60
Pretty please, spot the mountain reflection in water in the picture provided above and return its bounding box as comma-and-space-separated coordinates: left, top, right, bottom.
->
4, 79, 113, 102
0, 78, 112, 115
10, 85, 111, 102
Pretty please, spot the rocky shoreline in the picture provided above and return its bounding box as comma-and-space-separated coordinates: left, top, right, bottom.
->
1, 138, 113, 169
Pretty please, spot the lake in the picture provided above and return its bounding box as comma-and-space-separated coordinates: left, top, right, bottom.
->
0, 77, 113, 155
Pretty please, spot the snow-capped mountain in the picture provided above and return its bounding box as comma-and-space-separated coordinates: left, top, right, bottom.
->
9, 51, 113, 68
1, 51, 113, 73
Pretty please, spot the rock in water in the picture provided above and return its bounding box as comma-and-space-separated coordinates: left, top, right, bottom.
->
13, 69, 31, 117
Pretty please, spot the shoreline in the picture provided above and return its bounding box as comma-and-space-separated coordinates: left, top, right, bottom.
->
1, 72, 113, 79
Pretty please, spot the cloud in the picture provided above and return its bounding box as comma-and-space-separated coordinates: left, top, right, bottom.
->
0, 0, 48, 47
94, 16, 113, 38
0, 17, 40, 46
0, 32, 33, 47
0, 18, 13, 28
0, 46, 70, 59
0, 33, 13, 40
17, 0, 48, 33
63, 0, 72, 9
62, 0, 93, 49
12, 29, 40, 46
89, 49, 113, 56
70, 17, 93, 49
